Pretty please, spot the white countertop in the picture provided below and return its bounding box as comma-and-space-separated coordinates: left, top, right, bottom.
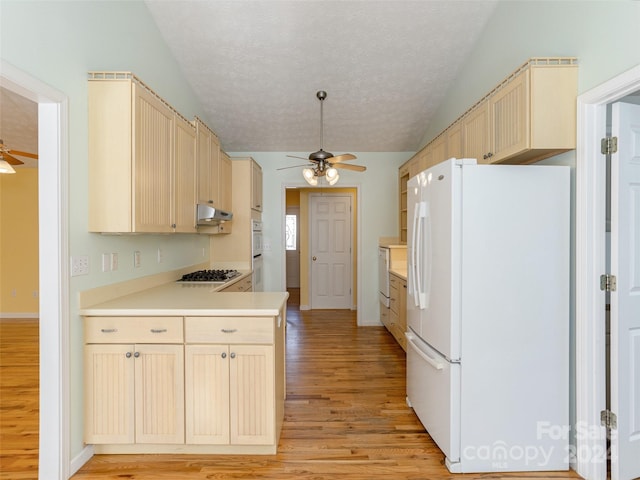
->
389, 268, 407, 280
80, 282, 289, 317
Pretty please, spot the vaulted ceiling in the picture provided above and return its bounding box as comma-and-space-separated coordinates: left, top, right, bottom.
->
144, 0, 499, 153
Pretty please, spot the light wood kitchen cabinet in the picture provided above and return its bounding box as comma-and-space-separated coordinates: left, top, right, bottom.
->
464, 58, 578, 164
446, 121, 463, 159
220, 276, 252, 292
185, 343, 275, 445
195, 118, 221, 206
184, 314, 284, 450
174, 115, 198, 232
88, 72, 196, 233
251, 159, 263, 212
428, 133, 447, 169
84, 317, 185, 445
398, 162, 410, 244
219, 150, 232, 213
83, 306, 286, 454
211, 157, 262, 265
462, 100, 491, 165
386, 272, 407, 352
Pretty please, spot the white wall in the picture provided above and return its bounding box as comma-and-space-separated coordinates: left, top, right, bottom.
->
228, 151, 413, 324
1, 0, 212, 459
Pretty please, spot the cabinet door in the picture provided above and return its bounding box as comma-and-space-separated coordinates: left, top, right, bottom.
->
446, 121, 463, 160
429, 135, 447, 169
251, 161, 263, 212
84, 344, 135, 444
185, 345, 230, 444
398, 280, 407, 350
489, 69, 529, 163
196, 121, 213, 205
134, 344, 185, 444
462, 100, 490, 164
174, 115, 197, 232
133, 84, 174, 232
219, 151, 232, 212
229, 344, 274, 445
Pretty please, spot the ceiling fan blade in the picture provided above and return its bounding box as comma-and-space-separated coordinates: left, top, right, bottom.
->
329, 153, 357, 163
3, 153, 24, 165
9, 149, 38, 160
277, 163, 313, 171
286, 154, 312, 161
334, 163, 366, 172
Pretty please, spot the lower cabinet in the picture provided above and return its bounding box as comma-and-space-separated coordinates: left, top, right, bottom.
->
84, 310, 285, 454
185, 344, 274, 445
386, 273, 407, 352
220, 276, 252, 292
84, 343, 184, 445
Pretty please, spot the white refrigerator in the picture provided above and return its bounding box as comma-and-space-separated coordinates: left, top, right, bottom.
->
406, 158, 570, 473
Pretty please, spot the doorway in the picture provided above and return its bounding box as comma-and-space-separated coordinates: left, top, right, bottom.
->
1, 61, 70, 478
576, 64, 640, 480
283, 186, 358, 312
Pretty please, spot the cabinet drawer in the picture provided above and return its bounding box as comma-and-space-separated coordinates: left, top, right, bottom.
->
85, 317, 184, 343
185, 316, 273, 344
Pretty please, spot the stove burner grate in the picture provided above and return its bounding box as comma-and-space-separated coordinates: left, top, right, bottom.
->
178, 269, 241, 282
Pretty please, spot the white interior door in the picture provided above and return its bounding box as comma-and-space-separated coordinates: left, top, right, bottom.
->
286, 206, 300, 288
610, 101, 640, 480
310, 194, 352, 309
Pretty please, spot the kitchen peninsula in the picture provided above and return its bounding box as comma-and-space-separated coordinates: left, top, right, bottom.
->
79, 275, 288, 455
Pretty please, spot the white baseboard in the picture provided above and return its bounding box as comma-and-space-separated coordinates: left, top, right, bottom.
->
300, 304, 311, 311
0, 312, 39, 319
70, 445, 94, 477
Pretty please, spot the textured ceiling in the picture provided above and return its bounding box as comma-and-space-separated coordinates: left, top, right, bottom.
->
0, 87, 38, 168
145, 0, 499, 153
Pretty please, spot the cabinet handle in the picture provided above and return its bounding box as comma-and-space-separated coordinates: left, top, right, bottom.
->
221, 328, 237, 334
230, 352, 236, 359
208, 200, 214, 204
221, 352, 227, 359
134, 352, 140, 358
101, 328, 118, 333
150, 328, 168, 334
126, 352, 132, 358
171, 224, 176, 229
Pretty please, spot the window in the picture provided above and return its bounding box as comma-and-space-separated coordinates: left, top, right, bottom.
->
285, 214, 297, 250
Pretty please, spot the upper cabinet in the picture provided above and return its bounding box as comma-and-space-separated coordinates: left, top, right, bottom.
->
195, 118, 221, 207
251, 160, 263, 212
88, 72, 196, 233
468, 58, 578, 164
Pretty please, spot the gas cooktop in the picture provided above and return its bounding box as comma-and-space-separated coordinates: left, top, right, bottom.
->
177, 269, 241, 283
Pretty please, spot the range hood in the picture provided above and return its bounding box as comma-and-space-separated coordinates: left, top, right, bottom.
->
196, 204, 233, 226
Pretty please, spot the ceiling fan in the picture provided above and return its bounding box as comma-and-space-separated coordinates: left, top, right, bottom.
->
0, 139, 38, 174
280, 91, 366, 185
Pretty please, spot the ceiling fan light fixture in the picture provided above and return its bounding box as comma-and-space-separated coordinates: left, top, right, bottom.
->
303, 167, 318, 185
0, 158, 16, 174
325, 167, 338, 181
327, 172, 340, 185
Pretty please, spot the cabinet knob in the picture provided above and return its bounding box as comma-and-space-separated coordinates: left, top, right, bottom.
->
221, 352, 227, 359
208, 200, 214, 204
230, 352, 236, 359
126, 352, 132, 358
134, 352, 140, 358
171, 224, 176, 229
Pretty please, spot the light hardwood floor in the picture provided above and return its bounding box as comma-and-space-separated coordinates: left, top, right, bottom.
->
0, 318, 39, 480
1, 296, 583, 479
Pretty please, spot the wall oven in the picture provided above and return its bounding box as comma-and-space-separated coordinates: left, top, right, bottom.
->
251, 220, 263, 291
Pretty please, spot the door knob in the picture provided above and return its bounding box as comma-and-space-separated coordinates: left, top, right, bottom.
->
312, 256, 317, 261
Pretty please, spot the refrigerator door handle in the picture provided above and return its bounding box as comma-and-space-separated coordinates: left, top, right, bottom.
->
405, 332, 444, 370
411, 201, 422, 306
414, 201, 428, 309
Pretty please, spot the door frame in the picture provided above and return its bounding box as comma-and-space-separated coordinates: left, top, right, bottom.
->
1, 61, 71, 478
308, 193, 353, 309
285, 205, 300, 288
280, 183, 362, 323
576, 63, 640, 480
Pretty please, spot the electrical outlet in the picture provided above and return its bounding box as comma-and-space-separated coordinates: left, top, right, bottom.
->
71, 255, 90, 276
102, 253, 111, 272
157, 248, 164, 263
111, 253, 118, 271
134, 251, 141, 268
